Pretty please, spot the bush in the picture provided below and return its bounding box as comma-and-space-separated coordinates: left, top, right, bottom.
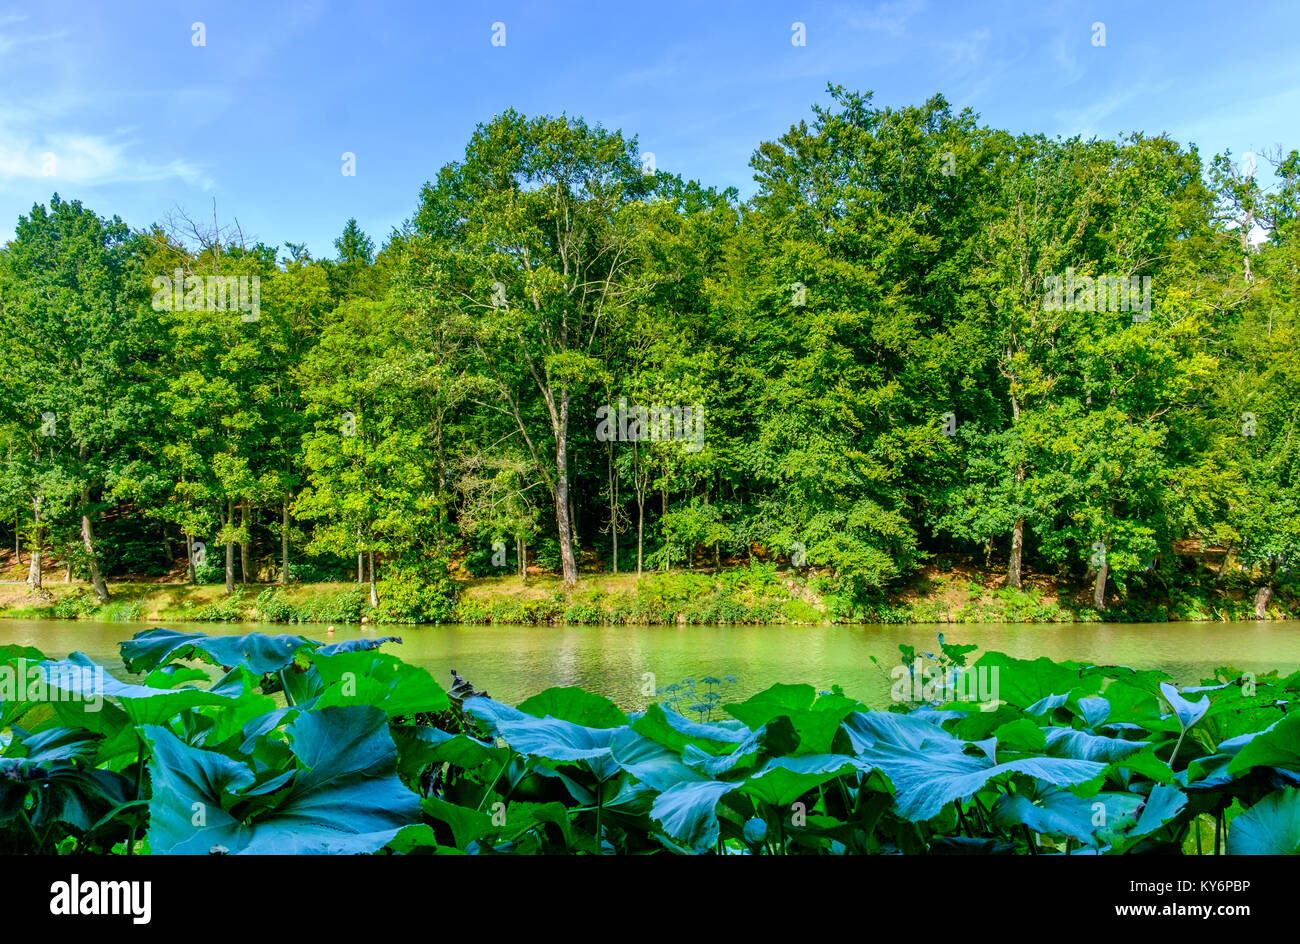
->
296, 587, 369, 624
463, 539, 518, 578
51, 590, 99, 620
376, 557, 458, 624
287, 555, 355, 583
190, 589, 248, 622
192, 555, 224, 585
255, 588, 300, 622
563, 592, 608, 624
533, 537, 562, 574
98, 599, 143, 622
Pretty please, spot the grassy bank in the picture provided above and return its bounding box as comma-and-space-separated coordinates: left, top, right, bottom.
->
2, 557, 1299, 625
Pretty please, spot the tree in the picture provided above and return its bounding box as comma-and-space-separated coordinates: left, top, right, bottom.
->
0, 195, 161, 602
412, 110, 657, 586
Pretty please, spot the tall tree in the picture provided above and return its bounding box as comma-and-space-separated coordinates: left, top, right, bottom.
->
412, 110, 656, 585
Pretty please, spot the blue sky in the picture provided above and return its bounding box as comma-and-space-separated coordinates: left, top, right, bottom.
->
2, 0, 1298, 257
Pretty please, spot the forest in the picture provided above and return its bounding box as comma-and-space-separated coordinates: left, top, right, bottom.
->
1, 87, 1298, 622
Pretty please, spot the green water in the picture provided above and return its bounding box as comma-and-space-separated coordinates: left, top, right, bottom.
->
2, 618, 1298, 710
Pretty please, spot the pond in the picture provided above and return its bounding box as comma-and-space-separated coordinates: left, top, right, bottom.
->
2, 617, 1297, 710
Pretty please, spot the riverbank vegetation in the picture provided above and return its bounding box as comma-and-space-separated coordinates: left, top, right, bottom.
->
3, 88, 1300, 623
2, 628, 1297, 854
4, 555, 1298, 625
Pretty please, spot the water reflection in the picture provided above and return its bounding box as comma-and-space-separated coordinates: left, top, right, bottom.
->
1, 618, 1296, 711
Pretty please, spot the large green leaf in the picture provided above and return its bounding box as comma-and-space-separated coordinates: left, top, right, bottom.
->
631, 703, 748, 755
120, 628, 400, 676
650, 780, 739, 852
464, 697, 622, 780
1124, 784, 1188, 845
842, 710, 964, 754
144, 706, 420, 854
740, 754, 861, 807
610, 727, 707, 790
1227, 787, 1300, 854
312, 649, 450, 716
857, 742, 1105, 822
0, 726, 133, 834
1159, 682, 1210, 731
972, 653, 1095, 709
725, 686, 858, 754
39, 654, 247, 727
992, 785, 1143, 846
391, 725, 509, 782
421, 796, 493, 848
1227, 714, 1300, 777
517, 687, 628, 728
1044, 728, 1149, 763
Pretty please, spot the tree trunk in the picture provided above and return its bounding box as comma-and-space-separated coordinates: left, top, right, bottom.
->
65, 558, 72, 583
27, 496, 42, 589
637, 500, 645, 576
1255, 585, 1273, 620
186, 533, 196, 583
368, 549, 379, 609
280, 499, 290, 585
661, 486, 669, 571
239, 499, 251, 583
224, 500, 235, 595
569, 493, 579, 549
81, 490, 110, 603
1007, 388, 1024, 589
1093, 559, 1108, 611
555, 391, 578, 586
608, 441, 618, 575
517, 535, 527, 580
1007, 518, 1024, 589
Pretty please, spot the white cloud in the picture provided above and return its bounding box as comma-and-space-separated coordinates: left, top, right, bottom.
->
0, 12, 65, 55
0, 128, 212, 189
841, 0, 927, 36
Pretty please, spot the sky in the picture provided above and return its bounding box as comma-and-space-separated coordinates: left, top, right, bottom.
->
1, 0, 1298, 258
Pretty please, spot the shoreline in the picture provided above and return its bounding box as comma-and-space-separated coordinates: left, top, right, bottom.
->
1, 563, 1296, 626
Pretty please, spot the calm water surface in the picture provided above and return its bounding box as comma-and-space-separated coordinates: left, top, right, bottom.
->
2, 618, 1298, 710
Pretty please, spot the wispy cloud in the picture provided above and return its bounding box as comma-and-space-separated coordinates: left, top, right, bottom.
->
840, 0, 927, 35
1051, 75, 1170, 139
0, 13, 65, 54
0, 13, 212, 192
0, 128, 212, 189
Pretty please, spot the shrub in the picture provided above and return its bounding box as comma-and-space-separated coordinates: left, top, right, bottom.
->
376, 557, 458, 624
192, 555, 224, 585
255, 588, 300, 622
98, 599, 143, 622
190, 589, 248, 622
51, 590, 99, 620
287, 555, 355, 583
296, 587, 369, 624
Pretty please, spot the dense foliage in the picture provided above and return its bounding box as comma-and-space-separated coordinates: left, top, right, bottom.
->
1, 629, 1297, 854
2, 88, 1299, 618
